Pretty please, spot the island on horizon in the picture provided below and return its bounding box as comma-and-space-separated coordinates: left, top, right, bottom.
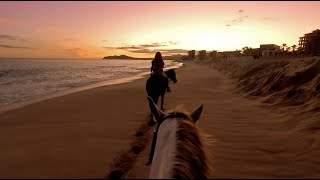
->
102, 54, 185, 60
102, 55, 151, 60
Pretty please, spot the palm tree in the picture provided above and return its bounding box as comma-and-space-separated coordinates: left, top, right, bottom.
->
282, 43, 287, 52
292, 45, 297, 51
242, 46, 248, 52
291, 44, 297, 55
286, 46, 291, 52
242, 46, 249, 55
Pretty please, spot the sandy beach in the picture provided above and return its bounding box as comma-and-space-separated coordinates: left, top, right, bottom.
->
1, 58, 320, 178
0, 71, 152, 178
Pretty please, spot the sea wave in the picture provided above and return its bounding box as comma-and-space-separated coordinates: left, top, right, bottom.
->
0, 59, 180, 108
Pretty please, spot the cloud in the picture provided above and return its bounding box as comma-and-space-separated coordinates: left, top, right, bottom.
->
158, 49, 188, 54
140, 42, 166, 48
110, 41, 180, 50
0, 35, 26, 41
168, 41, 179, 45
0, 44, 32, 49
127, 48, 187, 54
128, 49, 153, 53
103, 41, 184, 55
226, 10, 249, 27
115, 43, 163, 50
231, 15, 249, 23
114, 45, 140, 50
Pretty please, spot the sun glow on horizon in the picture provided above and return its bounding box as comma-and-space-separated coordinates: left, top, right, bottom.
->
0, 1, 320, 58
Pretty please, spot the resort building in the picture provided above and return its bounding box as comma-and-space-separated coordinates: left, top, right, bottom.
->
299, 29, 320, 55
217, 50, 242, 58
188, 50, 196, 59
209, 50, 217, 59
260, 44, 280, 56
198, 50, 206, 60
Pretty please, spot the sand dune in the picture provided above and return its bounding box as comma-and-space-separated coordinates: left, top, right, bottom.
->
211, 56, 320, 178
215, 56, 320, 113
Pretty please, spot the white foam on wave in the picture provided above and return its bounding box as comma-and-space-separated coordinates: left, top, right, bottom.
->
0, 61, 183, 113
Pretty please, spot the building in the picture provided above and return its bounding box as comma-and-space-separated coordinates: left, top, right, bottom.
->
188, 50, 196, 59
299, 29, 320, 55
260, 44, 280, 56
217, 50, 242, 58
198, 50, 206, 60
209, 50, 217, 59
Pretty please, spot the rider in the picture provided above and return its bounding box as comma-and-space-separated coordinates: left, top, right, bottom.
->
150, 51, 171, 92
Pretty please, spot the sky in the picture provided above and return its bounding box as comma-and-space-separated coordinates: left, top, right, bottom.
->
0, 1, 319, 59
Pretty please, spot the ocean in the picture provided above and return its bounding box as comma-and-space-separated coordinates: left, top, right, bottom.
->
0, 58, 181, 109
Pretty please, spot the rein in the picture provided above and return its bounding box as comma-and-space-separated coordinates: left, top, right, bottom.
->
148, 112, 191, 165
148, 113, 173, 166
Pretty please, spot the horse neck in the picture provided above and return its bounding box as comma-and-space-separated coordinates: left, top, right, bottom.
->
165, 70, 172, 79
149, 118, 178, 179
172, 117, 209, 179
150, 114, 209, 179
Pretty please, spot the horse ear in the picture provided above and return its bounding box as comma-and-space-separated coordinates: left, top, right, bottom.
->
191, 104, 204, 123
147, 96, 165, 122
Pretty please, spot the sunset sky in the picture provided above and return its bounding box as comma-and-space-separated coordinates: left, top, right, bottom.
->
0, 1, 319, 59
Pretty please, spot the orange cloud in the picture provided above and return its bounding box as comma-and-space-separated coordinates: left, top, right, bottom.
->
103, 41, 183, 56
0, 35, 26, 41
0, 44, 32, 49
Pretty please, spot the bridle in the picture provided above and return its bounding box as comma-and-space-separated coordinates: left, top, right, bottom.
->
149, 112, 191, 164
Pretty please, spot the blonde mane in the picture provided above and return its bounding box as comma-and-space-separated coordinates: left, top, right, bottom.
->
146, 96, 212, 179
164, 110, 212, 179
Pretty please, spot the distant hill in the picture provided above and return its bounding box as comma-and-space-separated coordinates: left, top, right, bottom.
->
103, 55, 136, 59
103, 54, 187, 60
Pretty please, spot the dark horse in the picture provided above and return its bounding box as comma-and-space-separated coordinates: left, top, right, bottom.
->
146, 69, 177, 110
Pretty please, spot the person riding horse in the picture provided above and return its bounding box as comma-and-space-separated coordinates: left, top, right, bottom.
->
145, 52, 173, 166
150, 52, 171, 92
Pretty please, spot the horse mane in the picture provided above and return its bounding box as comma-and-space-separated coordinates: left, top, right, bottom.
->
165, 109, 212, 179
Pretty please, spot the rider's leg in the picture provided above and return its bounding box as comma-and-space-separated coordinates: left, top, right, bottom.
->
162, 72, 171, 92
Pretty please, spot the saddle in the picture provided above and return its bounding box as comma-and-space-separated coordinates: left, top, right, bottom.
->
150, 72, 167, 78
149, 73, 170, 93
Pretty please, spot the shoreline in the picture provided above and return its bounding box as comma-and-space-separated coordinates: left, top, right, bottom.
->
0, 62, 183, 114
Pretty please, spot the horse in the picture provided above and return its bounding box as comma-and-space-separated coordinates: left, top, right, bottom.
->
146, 96, 211, 179
146, 69, 177, 110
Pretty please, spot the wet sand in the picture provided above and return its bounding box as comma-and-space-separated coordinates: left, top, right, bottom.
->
1, 58, 320, 178
0, 72, 152, 178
